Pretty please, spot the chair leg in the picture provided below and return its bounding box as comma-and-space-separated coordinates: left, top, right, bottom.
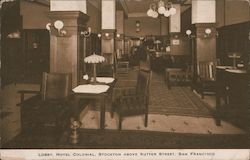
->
119, 115, 122, 130
201, 91, 204, 99
144, 114, 148, 127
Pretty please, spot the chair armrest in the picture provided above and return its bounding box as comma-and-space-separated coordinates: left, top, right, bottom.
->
18, 90, 40, 94
17, 90, 40, 104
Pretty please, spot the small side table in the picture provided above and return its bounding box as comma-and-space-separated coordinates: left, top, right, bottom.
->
72, 78, 117, 130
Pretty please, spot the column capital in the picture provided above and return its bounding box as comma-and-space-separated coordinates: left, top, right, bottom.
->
48, 11, 89, 36
101, 29, 116, 40
194, 23, 217, 39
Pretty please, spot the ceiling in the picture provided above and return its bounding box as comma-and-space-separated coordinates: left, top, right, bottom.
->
120, 0, 191, 17
26, 0, 191, 17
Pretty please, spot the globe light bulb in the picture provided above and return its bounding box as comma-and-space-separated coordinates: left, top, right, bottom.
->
147, 8, 154, 17
186, 30, 192, 35
158, 6, 165, 14
169, 7, 176, 15
152, 11, 158, 18
164, 10, 170, 17
205, 28, 212, 35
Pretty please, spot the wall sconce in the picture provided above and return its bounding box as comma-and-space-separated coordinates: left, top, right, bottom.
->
7, 30, 21, 39
186, 29, 195, 39
116, 34, 120, 38
46, 20, 67, 36
97, 33, 102, 38
81, 27, 91, 37
136, 20, 141, 33
105, 33, 109, 37
204, 28, 212, 38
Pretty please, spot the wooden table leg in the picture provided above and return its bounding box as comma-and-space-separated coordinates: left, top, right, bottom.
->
100, 96, 106, 129
215, 89, 221, 126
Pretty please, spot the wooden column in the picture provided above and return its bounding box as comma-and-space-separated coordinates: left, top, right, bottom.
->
192, 0, 216, 62
48, 11, 89, 87
101, 0, 116, 53
194, 23, 217, 62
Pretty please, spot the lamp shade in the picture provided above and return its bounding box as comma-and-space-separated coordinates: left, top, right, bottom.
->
164, 9, 170, 17
84, 53, 105, 64
169, 7, 176, 15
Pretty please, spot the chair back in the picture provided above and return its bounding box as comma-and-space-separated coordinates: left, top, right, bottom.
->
98, 53, 114, 77
136, 69, 152, 96
197, 61, 217, 81
41, 72, 72, 101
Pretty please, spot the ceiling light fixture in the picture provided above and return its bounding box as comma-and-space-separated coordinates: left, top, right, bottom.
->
147, 0, 176, 18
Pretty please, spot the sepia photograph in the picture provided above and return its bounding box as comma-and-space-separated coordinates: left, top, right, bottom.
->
0, 0, 249, 159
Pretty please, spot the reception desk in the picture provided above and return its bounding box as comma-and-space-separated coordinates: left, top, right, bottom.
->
216, 67, 248, 129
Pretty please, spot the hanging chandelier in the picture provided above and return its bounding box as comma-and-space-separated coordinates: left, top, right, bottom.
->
147, 0, 177, 18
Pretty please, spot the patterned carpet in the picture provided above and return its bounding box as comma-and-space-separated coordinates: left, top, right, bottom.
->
116, 70, 213, 118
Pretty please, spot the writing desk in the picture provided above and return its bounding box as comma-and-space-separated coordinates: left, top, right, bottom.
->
72, 78, 116, 130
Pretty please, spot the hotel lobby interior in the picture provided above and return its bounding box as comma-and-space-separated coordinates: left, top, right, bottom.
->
0, 0, 249, 149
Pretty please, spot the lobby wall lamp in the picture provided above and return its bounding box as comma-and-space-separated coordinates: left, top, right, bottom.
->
46, 20, 67, 36
186, 29, 195, 39
105, 33, 110, 37
81, 27, 92, 38
135, 20, 141, 33
97, 33, 102, 39
204, 28, 212, 38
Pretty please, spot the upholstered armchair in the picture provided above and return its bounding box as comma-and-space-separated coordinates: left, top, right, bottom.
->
112, 69, 152, 130
17, 72, 72, 143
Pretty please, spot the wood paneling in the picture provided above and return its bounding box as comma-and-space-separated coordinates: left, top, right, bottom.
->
1, 1, 22, 88
217, 22, 250, 67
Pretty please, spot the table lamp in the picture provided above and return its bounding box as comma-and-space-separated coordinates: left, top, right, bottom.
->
84, 53, 105, 83
228, 52, 241, 69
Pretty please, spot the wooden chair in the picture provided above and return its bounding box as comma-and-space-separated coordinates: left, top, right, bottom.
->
98, 53, 115, 77
197, 61, 217, 99
112, 69, 152, 130
17, 72, 72, 143
114, 52, 129, 74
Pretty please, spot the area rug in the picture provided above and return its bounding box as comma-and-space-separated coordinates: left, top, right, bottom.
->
115, 71, 214, 118
3, 128, 249, 149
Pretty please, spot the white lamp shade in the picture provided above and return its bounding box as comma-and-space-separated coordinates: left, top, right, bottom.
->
54, 20, 64, 30
186, 30, 192, 35
84, 53, 105, 64
46, 23, 51, 31
147, 8, 154, 17
169, 7, 176, 15
164, 10, 170, 17
205, 28, 212, 34
158, 6, 165, 14
152, 11, 158, 18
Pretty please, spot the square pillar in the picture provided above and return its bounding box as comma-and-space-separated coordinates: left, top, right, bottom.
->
194, 23, 217, 62
48, 11, 89, 87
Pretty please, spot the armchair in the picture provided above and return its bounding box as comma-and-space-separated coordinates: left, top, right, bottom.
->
112, 69, 152, 130
196, 61, 217, 99
98, 53, 114, 77
114, 52, 130, 74
17, 72, 72, 143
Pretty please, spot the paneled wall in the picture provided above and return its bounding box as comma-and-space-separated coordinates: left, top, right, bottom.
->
20, 1, 50, 29
216, 0, 250, 27
124, 17, 162, 36
217, 22, 250, 67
